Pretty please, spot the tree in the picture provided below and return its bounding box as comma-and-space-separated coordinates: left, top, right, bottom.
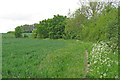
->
21, 24, 36, 33
79, 2, 118, 42
15, 26, 23, 38
35, 14, 67, 39
65, 8, 88, 39
65, 1, 118, 41
78, 0, 105, 18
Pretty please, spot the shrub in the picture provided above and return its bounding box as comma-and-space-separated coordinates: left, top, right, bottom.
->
35, 15, 66, 39
15, 26, 23, 38
24, 34, 29, 38
32, 29, 37, 38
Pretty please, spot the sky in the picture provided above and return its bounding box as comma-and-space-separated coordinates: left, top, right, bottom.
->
0, 0, 119, 33
0, 0, 80, 33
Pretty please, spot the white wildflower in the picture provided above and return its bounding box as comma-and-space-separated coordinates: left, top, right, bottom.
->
107, 58, 110, 60
100, 75, 102, 78
103, 60, 105, 63
97, 67, 99, 69
115, 75, 118, 78
103, 73, 106, 77
115, 61, 118, 65
94, 61, 97, 63
104, 59, 106, 62
98, 48, 100, 51
108, 64, 111, 66
106, 69, 108, 71
90, 69, 93, 71
111, 60, 113, 63
113, 52, 116, 54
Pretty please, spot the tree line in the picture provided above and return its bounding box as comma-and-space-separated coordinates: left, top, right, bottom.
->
14, 1, 118, 45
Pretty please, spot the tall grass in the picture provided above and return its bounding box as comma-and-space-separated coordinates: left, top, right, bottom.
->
2, 38, 66, 78
38, 40, 93, 78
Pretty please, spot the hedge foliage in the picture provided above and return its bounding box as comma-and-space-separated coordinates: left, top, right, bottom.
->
15, 26, 23, 38
35, 14, 67, 39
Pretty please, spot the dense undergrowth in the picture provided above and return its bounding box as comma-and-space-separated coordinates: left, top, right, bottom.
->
87, 41, 118, 78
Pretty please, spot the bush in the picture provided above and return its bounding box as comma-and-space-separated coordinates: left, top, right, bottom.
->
36, 15, 66, 39
24, 34, 29, 38
15, 26, 23, 38
32, 29, 37, 38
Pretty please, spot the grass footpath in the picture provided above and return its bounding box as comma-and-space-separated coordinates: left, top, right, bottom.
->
38, 40, 93, 78
2, 38, 93, 78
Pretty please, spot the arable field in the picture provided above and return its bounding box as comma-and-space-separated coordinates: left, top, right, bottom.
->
2, 33, 118, 78
2, 35, 92, 78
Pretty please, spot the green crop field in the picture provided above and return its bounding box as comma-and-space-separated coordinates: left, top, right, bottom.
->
2, 34, 92, 78
2, 33, 118, 78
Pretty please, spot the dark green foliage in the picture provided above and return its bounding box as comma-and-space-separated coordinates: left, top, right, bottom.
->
35, 14, 67, 39
15, 26, 23, 38
24, 34, 29, 38
36, 22, 49, 38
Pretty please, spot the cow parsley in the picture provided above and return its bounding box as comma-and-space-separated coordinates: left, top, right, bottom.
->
88, 41, 118, 78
